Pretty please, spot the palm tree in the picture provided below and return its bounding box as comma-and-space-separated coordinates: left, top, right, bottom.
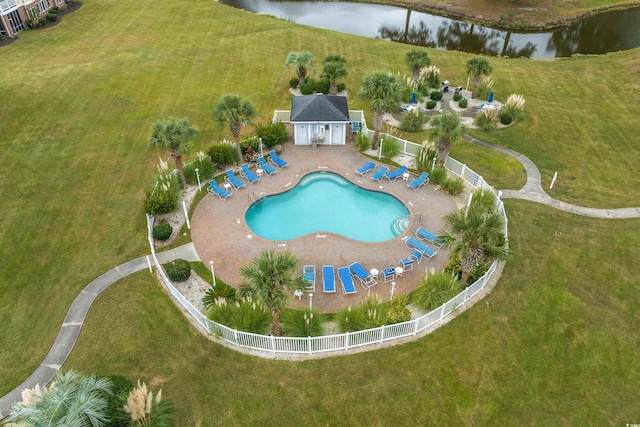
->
438, 203, 507, 286
149, 117, 199, 189
6, 370, 112, 426
466, 56, 493, 98
211, 94, 257, 162
358, 71, 403, 149
284, 51, 315, 87
238, 250, 306, 336
321, 54, 347, 95
429, 112, 464, 166
405, 48, 431, 88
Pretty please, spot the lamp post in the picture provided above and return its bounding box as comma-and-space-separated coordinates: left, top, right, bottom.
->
209, 260, 217, 288
390, 282, 396, 301
309, 293, 313, 312
259, 137, 264, 158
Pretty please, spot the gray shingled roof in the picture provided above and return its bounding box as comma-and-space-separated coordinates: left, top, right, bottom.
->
290, 94, 350, 122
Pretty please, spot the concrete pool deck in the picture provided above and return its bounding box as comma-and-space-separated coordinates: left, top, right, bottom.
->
191, 142, 464, 313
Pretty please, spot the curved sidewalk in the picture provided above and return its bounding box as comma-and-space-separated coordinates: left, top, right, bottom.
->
464, 135, 640, 219
0, 244, 200, 417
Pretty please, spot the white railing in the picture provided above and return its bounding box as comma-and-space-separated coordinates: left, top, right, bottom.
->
148, 112, 508, 357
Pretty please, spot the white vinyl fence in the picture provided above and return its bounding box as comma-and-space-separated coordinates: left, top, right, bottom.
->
146, 112, 508, 357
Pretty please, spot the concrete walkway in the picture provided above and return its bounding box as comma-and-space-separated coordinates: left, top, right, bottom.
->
463, 135, 640, 219
0, 243, 200, 417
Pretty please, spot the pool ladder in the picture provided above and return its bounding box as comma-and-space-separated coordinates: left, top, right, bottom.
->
391, 213, 422, 236
248, 191, 262, 204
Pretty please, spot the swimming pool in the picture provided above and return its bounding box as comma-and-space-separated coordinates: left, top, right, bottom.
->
245, 171, 409, 242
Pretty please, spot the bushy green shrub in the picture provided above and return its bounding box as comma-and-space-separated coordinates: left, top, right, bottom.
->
445, 254, 491, 285
143, 170, 179, 216
429, 166, 447, 185
458, 98, 468, 108
289, 77, 299, 88
498, 109, 514, 125
281, 309, 325, 337
429, 91, 443, 101
380, 137, 401, 158
400, 109, 425, 132
46, 13, 57, 22
207, 140, 237, 166
356, 132, 371, 152
240, 136, 260, 157
426, 100, 437, 110
255, 121, 289, 149
206, 297, 271, 334
38, 17, 46, 27
314, 79, 330, 94
152, 222, 172, 241
441, 176, 465, 195
476, 77, 494, 100
400, 84, 414, 103
336, 295, 387, 332
412, 269, 461, 312
300, 78, 317, 95
183, 151, 216, 185
386, 294, 412, 324
474, 107, 498, 131
202, 282, 237, 309
164, 259, 191, 282
103, 375, 133, 427
51, 6, 59, 12
26, 19, 33, 29
453, 93, 462, 102
501, 93, 526, 121
337, 83, 346, 92
422, 65, 441, 88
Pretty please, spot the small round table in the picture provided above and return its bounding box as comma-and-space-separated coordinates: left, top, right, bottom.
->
402, 172, 410, 182
370, 268, 379, 279
256, 169, 264, 178
394, 267, 404, 278
223, 183, 232, 191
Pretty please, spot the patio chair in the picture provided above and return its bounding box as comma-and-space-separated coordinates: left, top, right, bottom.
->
322, 265, 336, 293
351, 121, 361, 134
382, 267, 395, 283
349, 262, 377, 289
405, 236, 437, 259
303, 265, 316, 292
355, 161, 376, 176
400, 257, 413, 272
207, 180, 232, 201
338, 267, 357, 295
416, 227, 444, 248
225, 169, 246, 190
269, 150, 289, 169
257, 157, 277, 175
385, 165, 408, 182
407, 172, 429, 191
371, 166, 389, 182
240, 163, 260, 184
410, 250, 423, 265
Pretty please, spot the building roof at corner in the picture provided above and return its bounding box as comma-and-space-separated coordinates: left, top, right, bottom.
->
290, 94, 350, 122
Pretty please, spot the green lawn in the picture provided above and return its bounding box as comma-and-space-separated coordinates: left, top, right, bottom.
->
1, 0, 640, 423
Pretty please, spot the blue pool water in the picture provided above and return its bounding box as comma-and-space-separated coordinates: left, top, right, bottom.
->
245, 172, 409, 242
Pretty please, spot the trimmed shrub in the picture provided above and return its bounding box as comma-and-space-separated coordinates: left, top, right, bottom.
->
429, 166, 447, 185
499, 109, 514, 125
426, 100, 437, 110
314, 79, 330, 94
380, 137, 400, 158
441, 176, 465, 195
337, 82, 346, 92
429, 91, 443, 101
412, 269, 461, 312
152, 222, 172, 241
281, 309, 325, 337
206, 297, 271, 334
202, 282, 237, 309
38, 17, 46, 27
453, 93, 462, 102
289, 77, 299, 88
25, 19, 33, 29
356, 132, 370, 152
207, 140, 237, 166
51, 6, 59, 12
300, 78, 316, 95
458, 98, 468, 108
255, 121, 289, 149
46, 13, 57, 22
164, 259, 191, 282
183, 151, 215, 185
400, 109, 425, 132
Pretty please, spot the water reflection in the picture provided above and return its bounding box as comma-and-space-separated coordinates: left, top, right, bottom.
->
218, 0, 640, 59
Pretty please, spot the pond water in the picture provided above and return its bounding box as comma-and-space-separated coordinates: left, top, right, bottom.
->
219, 0, 640, 59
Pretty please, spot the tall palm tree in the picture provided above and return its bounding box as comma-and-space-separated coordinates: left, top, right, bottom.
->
466, 56, 493, 98
429, 112, 464, 166
321, 54, 347, 95
358, 71, 403, 150
211, 94, 257, 162
405, 48, 431, 88
6, 370, 112, 426
284, 51, 315, 86
438, 203, 507, 286
238, 250, 306, 336
149, 117, 199, 189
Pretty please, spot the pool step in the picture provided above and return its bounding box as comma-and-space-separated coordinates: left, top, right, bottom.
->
391, 216, 410, 236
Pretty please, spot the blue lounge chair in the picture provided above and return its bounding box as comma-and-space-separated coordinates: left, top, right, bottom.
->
405, 236, 437, 259
371, 166, 389, 182
416, 227, 443, 248
349, 262, 377, 289
407, 172, 429, 191
269, 150, 289, 169
303, 265, 316, 292
385, 165, 408, 182
225, 169, 246, 190
356, 161, 376, 176
207, 181, 232, 200
338, 267, 357, 295
240, 163, 260, 184
322, 265, 336, 293
257, 157, 277, 175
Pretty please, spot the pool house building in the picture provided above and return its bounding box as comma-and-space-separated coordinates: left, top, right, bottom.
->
289, 94, 351, 146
